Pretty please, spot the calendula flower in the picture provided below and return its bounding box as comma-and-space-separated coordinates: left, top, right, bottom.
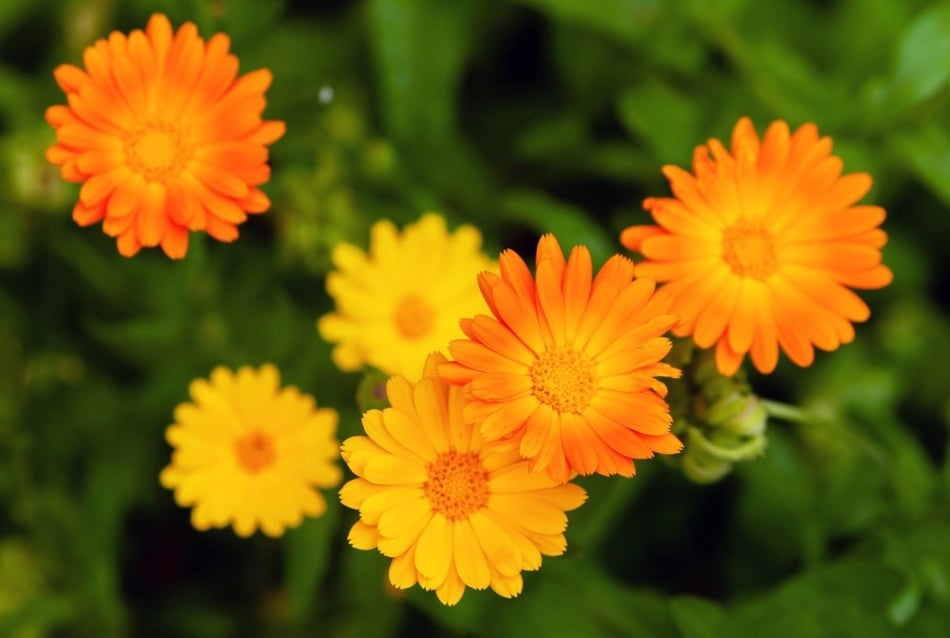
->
318, 213, 494, 380
45, 13, 284, 258
440, 235, 682, 484
622, 117, 893, 375
160, 365, 341, 537
340, 353, 587, 606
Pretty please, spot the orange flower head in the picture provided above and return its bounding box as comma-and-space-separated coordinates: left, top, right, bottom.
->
440, 234, 683, 484
622, 117, 893, 375
45, 13, 285, 258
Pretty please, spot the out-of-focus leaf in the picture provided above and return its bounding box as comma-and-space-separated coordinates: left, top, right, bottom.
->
732, 559, 904, 638
617, 81, 702, 164
733, 429, 819, 577
499, 190, 614, 265
585, 143, 656, 183
0, 0, 30, 42
514, 113, 590, 160
887, 580, 922, 627
669, 596, 731, 638
85, 314, 187, 366
366, 0, 476, 143
480, 558, 678, 638
885, 419, 937, 521
884, 3, 950, 116
0, 65, 33, 130
569, 468, 652, 550
326, 548, 403, 638
512, 0, 659, 43
891, 124, 950, 208
732, 523, 950, 637
739, 40, 845, 127
0, 594, 78, 636
405, 584, 491, 634
284, 504, 340, 621
213, 0, 285, 41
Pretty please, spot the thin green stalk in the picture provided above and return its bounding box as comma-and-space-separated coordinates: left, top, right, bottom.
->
761, 399, 891, 471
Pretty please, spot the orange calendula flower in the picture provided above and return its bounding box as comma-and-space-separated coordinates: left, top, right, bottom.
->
439, 235, 682, 484
160, 365, 341, 537
45, 13, 285, 258
340, 353, 587, 606
621, 117, 893, 375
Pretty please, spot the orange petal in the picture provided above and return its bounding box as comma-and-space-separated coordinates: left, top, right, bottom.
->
136, 182, 168, 247
72, 201, 105, 226
161, 223, 189, 259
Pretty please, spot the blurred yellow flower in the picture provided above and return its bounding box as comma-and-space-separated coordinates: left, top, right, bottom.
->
340, 353, 587, 606
45, 13, 284, 258
160, 365, 341, 537
622, 117, 893, 375
318, 213, 494, 380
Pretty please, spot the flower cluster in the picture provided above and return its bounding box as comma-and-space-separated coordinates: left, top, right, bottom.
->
46, 14, 893, 609
340, 353, 586, 605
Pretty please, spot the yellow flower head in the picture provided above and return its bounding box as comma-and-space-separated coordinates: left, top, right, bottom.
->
318, 213, 494, 380
440, 234, 682, 484
622, 117, 893, 375
340, 353, 587, 606
160, 365, 341, 537
45, 13, 285, 258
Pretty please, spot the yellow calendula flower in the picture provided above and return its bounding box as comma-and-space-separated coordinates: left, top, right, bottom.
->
160, 365, 341, 537
45, 13, 284, 258
318, 213, 495, 380
340, 353, 587, 606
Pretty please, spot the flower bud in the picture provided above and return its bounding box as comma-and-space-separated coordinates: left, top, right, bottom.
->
669, 345, 769, 483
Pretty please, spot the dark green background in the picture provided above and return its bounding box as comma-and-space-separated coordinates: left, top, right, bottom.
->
2, 0, 949, 636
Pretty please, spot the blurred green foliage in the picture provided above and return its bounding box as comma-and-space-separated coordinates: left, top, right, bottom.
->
1, 0, 949, 636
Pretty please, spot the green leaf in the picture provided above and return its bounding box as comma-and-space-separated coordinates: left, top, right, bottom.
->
366, 0, 476, 143
0, 594, 78, 636
888, 3, 950, 114
891, 124, 950, 208
511, 0, 659, 43
732, 559, 905, 638
0, 0, 30, 41
617, 81, 702, 164
887, 580, 922, 627
733, 429, 819, 574
284, 503, 340, 621
499, 190, 615, 265
514, 113, 590, 160
669, 596, 731, 638
479, 558, 678, 638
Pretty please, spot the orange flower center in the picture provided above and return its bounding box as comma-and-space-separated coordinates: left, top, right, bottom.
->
234, 430, 276, 473
531, 346, 596, 413
423, 451, 489, 520
124, 122, 191, 182
393, 294, 435, 340
721, 219, 778, 279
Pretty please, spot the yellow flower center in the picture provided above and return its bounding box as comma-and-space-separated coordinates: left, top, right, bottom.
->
234, 430, 276, 473
423, 451, 489, 520
125, 122, 191, 182
531, 346, 596, 413
721, 219, 779, 279
393, 294, 435, 340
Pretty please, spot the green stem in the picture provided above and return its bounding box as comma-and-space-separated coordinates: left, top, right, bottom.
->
761, 399, 891, 471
